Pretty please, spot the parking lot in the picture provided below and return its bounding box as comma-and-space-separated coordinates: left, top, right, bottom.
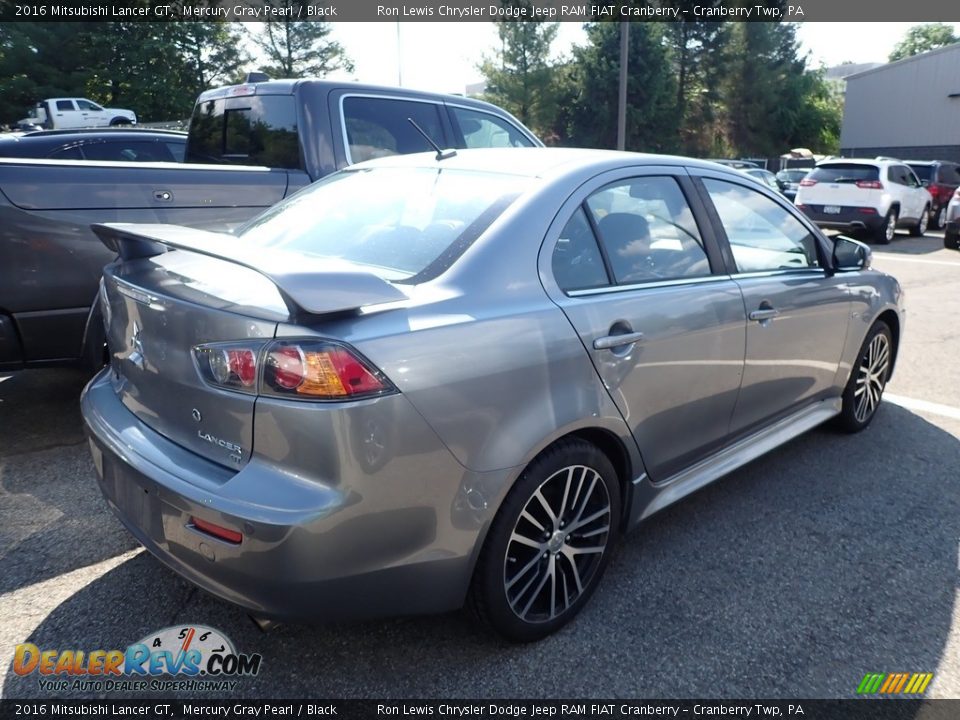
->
2, 230, 960, 700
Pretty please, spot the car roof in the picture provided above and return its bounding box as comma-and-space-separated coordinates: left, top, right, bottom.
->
348, 147, 747, 182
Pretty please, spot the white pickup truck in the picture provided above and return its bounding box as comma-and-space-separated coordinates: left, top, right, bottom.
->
18, 98, 137, 130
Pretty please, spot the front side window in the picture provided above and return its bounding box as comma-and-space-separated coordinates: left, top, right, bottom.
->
451, 107, 534, 149
238, 167, 533, 283
585, 176, 711, 284
342, 97, 445, 164
76, 100, 103, 111
703, 178, 819, 273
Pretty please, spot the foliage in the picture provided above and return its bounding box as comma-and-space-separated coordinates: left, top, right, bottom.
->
560, 22, 679, 153
0, 15, 249, 125
889, 23, 959, 62
478, 1, 559, 140
248, 1, 353, 78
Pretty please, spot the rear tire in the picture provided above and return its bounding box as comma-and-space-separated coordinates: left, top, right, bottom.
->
834, 321, 893, 433
908, 206, 929, 236
946, 232, 960, 250
874, 208, 897, 244
931, 205, 946, 230
469, 438, 621, 642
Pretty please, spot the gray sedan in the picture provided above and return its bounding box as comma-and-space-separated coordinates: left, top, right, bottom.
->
81, 148, 904, 642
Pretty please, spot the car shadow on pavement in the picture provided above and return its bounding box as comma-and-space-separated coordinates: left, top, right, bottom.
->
869, 233, 950, 255
4, 402, 960, 699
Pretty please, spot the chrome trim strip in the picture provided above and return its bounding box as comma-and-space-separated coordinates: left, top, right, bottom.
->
338, 93, 444, 166
638, 398, 842, 521
730, 268, 826, 280
567, 274, 732, 297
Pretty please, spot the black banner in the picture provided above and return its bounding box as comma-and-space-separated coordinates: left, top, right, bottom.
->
2, 0, 960, 23
2, 700, 960, 720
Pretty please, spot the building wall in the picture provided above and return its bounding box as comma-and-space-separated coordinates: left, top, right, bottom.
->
840, 45, 960, 157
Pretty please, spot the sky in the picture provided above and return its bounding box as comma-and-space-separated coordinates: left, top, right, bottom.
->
316, 22, 960, 94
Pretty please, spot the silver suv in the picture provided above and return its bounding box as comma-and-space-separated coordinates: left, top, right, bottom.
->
795, 159, 932, 244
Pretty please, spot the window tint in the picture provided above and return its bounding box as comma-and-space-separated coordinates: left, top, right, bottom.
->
238, 167, 532, 283
908, 164, 933, 182
941, 164, 960, 184
703, 179, 819, 273
55, 100, 74, 111
342, 97, 445, 164
82, 140, 177, 162
585, 177, 710, 284
552, 207, 609, 292
47, 146, 83, 160
187, 95, 301, 169
808, 164, 879, 183
451, 107, 533, 149
165, 141, 186, 162
76, 100, 102, 111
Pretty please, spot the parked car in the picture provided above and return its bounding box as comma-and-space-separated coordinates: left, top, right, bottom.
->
82, 147, 903, 642
905, 160, 960, 230
0, 129, 186, 162
944, 188, 960, 250
776, 168, 809, 202
795, 158, 932, 244
0, 79, 540, 371
708, 158, 760, 170
18, 98, 138, 129
742, 167, 783, 193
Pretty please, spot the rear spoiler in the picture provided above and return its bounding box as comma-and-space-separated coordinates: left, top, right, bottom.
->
92, 223, 408, 318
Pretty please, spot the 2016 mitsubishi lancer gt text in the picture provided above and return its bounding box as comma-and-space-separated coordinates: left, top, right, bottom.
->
82, 148, 904, 642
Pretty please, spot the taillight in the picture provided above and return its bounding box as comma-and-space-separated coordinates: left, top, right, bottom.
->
799, 179, 817, 187
927, 185, 940, 199
263, 340, 393, 400
193, 339, 395, 401
194, 343, 260, 393
855, 180, 883, 189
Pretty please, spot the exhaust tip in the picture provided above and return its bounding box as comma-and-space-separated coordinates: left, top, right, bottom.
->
250, 615, 281, 632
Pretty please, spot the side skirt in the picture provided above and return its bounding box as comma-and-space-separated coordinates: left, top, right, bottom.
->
627, 397, 842, 527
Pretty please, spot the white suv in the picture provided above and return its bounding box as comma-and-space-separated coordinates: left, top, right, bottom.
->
795, 159, 932, 244
945, 188, 960, 250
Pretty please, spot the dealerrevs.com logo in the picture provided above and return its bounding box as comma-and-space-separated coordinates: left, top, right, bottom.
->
12, 625, 262, 693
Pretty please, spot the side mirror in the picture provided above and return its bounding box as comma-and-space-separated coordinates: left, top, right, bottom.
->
832, 235, 871, 272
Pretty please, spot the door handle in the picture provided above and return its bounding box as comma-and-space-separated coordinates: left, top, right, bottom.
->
594, 331, 645, 350
153, 189, 173, 202
748, 308, 779, 322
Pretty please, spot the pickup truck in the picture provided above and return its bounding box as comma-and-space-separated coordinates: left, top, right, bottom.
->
0, 79, 541, 370
19, 98, 138, 129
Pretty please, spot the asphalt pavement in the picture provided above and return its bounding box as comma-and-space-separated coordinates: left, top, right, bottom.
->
2, 229, 960, 700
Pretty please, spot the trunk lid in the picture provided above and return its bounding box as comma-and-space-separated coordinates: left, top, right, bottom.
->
797, 163, 883, 209
102, 253, 284, 469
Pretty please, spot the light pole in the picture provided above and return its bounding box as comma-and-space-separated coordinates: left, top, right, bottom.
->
617, 22, 629, 151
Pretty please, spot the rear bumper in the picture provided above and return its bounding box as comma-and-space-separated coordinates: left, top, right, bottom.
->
81, 369, 514, 622
798, 206, 883, 232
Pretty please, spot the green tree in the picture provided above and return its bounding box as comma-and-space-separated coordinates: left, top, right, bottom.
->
172, 20, 250, 96
249, 2, 353, 78
889, 23, 959, 62
478, 1, 559, 140
561, 22, 678, 153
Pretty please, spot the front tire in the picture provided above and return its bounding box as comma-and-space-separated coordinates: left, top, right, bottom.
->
875, 208, 897, 244
932, 205, 947, 230
835, 321, 893, 433
469, 439, 621, 642
109, 117, 132, 126
946, 232, 960, 250
908, 206, 929, 236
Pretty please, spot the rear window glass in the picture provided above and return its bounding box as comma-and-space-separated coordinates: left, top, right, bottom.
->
237, 167, 533, 283
342, 96, 446, 164
186, 95, 301, 169
937, 164, 960, 184
808, 164, 879, 183
908, 164, 933, 182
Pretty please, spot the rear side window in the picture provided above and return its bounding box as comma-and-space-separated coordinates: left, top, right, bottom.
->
808, 164, 879, 183
342, 97, 445, 164
83, 140, 177, 162
187, 95, 301, 169
585, 176, 710, 284
908, 164, 933, 182
451, 107, 533, 149
238, 167, 532, 283
552, 207, 610, 292
937, 164, 960, 184
55, 100, 75, 111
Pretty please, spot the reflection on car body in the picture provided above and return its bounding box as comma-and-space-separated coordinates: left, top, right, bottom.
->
81, 148, 904, 642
